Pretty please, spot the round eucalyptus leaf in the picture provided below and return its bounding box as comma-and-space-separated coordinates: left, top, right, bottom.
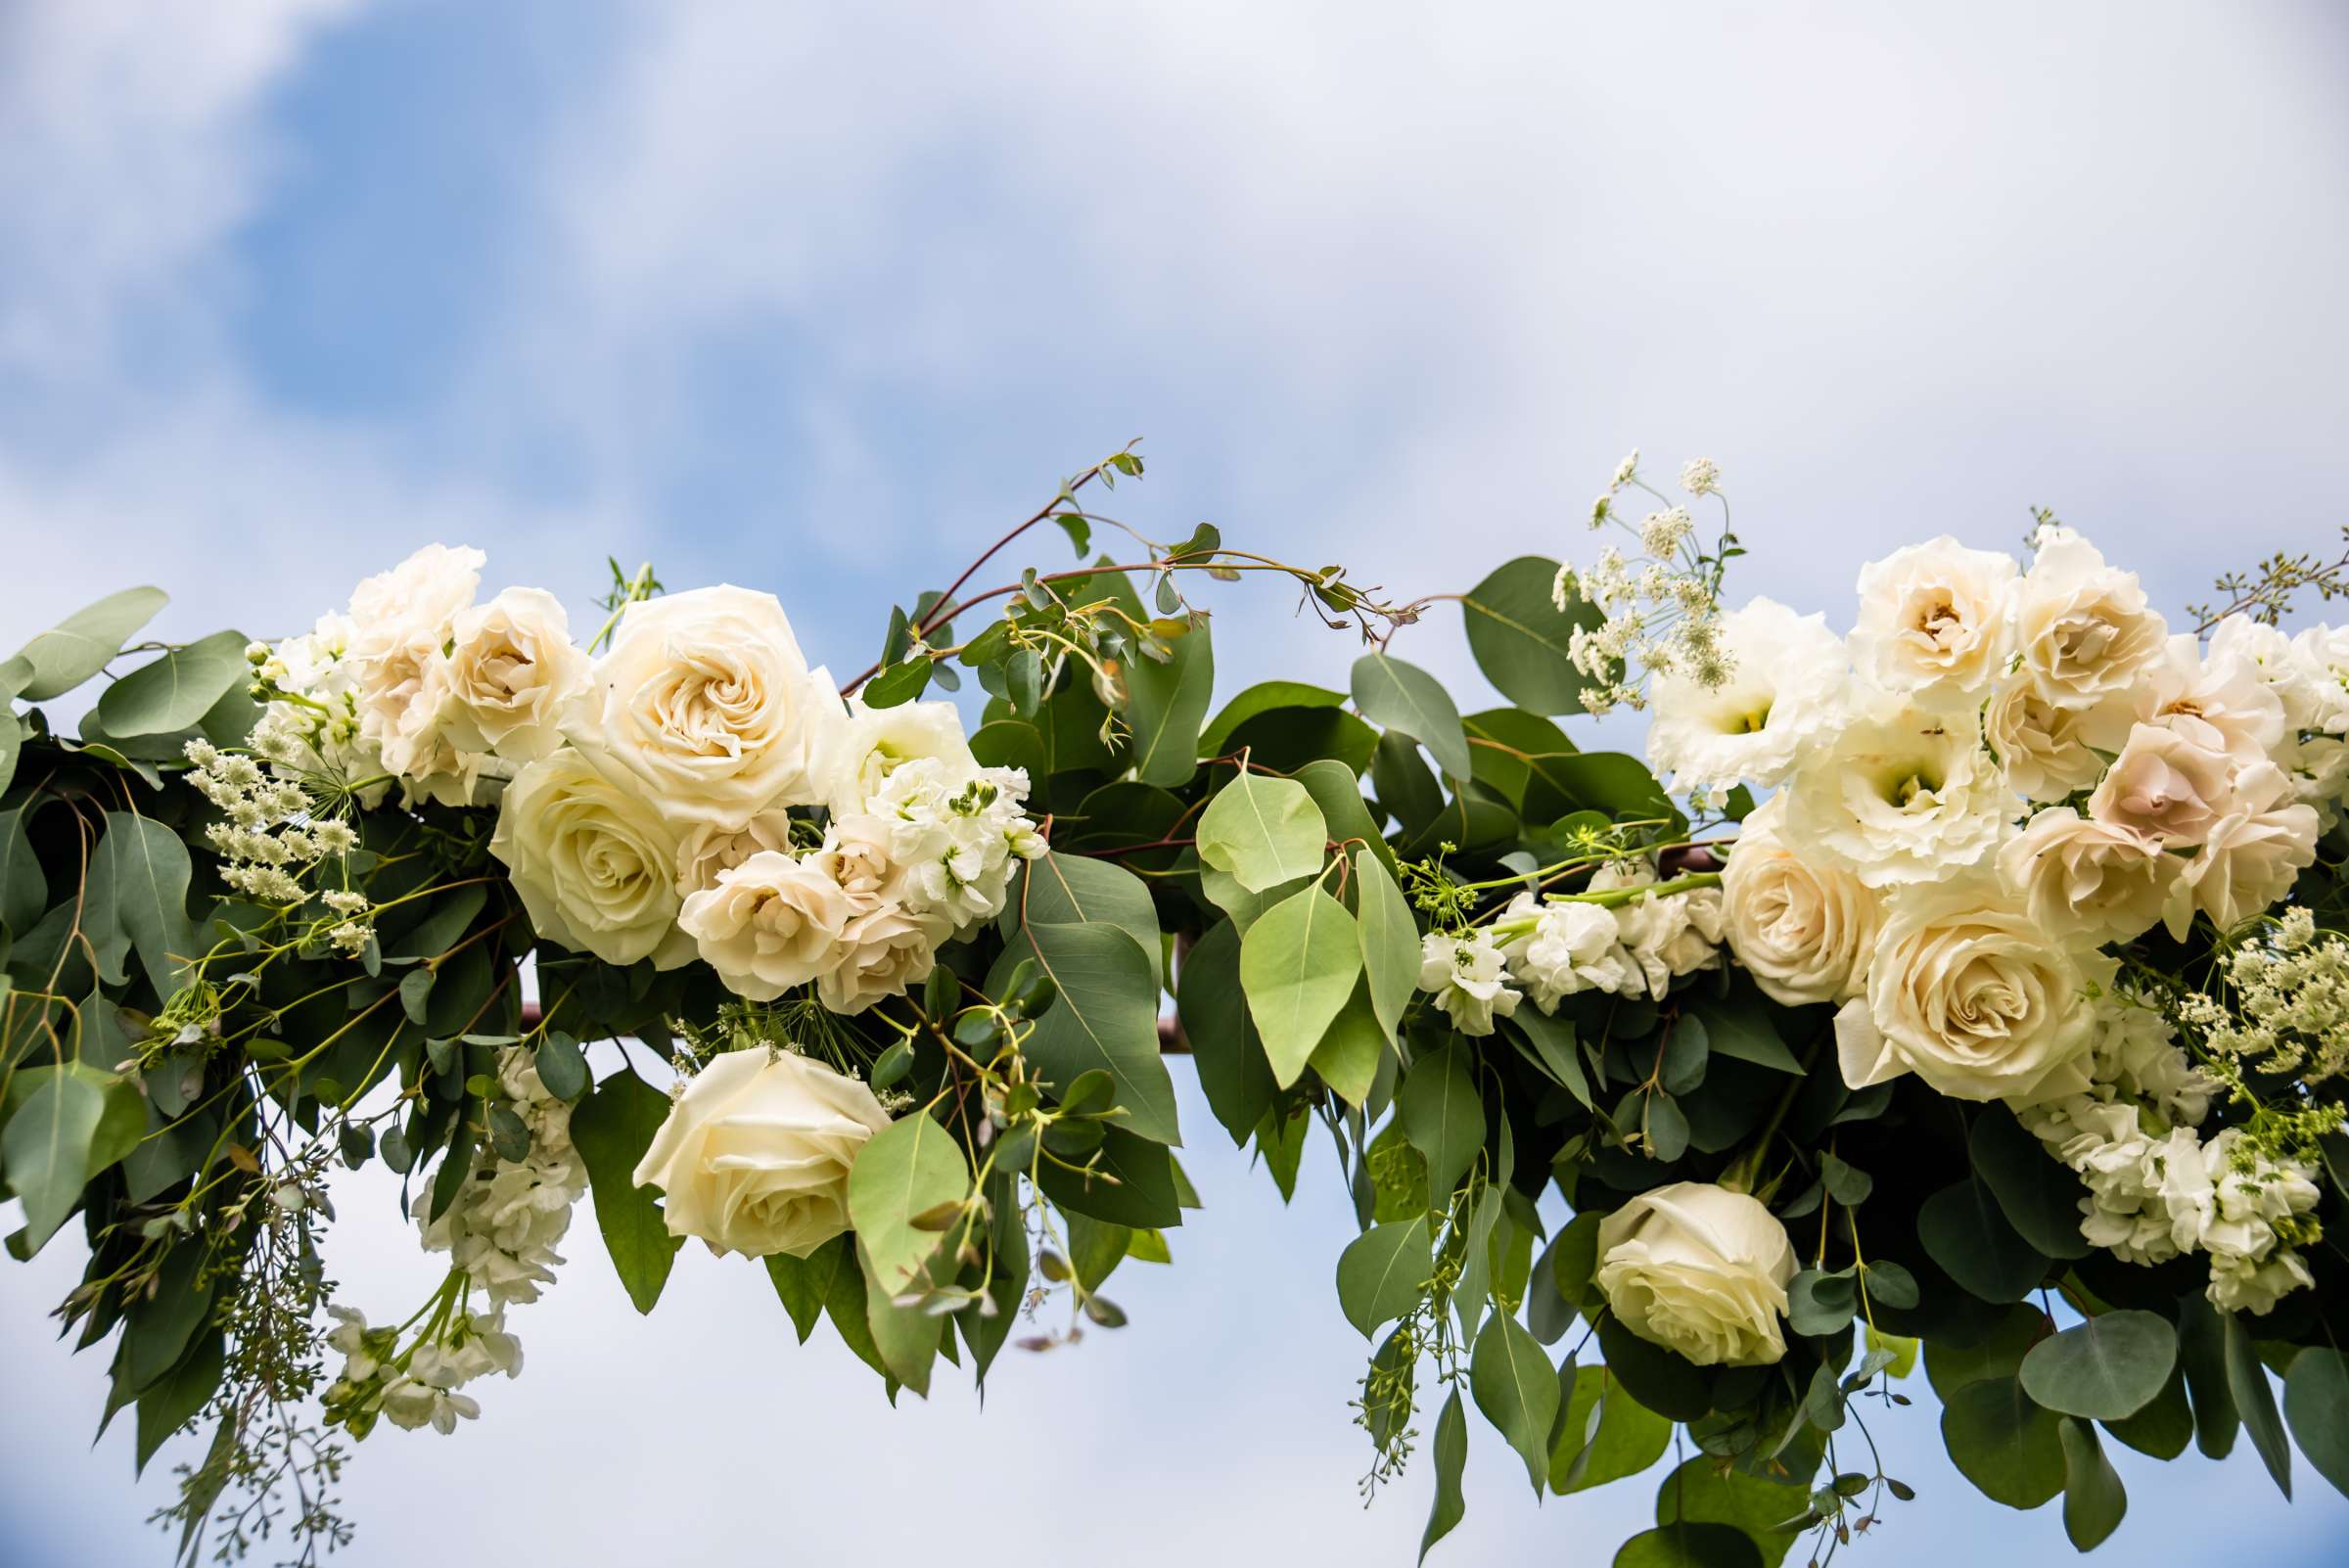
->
2019, 1310, 2177, 1420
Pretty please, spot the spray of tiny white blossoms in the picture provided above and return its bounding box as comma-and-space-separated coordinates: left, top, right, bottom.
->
182, 734, 371, 948
2180, 905, 2349, 1089
324, 1048, 584, 1437
1555, 451, 1742, 715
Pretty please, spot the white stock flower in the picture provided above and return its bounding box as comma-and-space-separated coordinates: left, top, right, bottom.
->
2166, 761, 2320, 935
1644, 597, 1847, 795
631, 1048, 892, 1259
1590, 859, 1725, 995
1417, 928, 1520, 1036
677, 850, 860, 1001
437, 587, 591, 763
1984, 678, 2111, 803
2011, 529, 2168, 707
1849, 536, 2017, 701
1722, 797, 1882, 1005
2087, 722, 2234, 848
867, 760, 1045, 934
1498, 894, 1631, 1010
1996, 807, 2177, 947
576, 585, 847, 829
489, 749, 694, 969
1594, 1183, 1797, 1367
1834, 876, 2100, 1105
1775, 699, 2015, 887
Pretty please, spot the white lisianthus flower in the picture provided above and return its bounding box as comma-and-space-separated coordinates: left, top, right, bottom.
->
2087, 722, 2235, 848
1721, 797, 1881, 1005
489, 749, 694, 969
631, 1049, 892, 1259
436, 587, 591, 763
1497, 893, 1631, 1010
677, 850, 860, 1001
344, 543, 484, 668
1594, 1183, 1797, 1367
1644, 597, 1847, 796
576, 585, 847, 829
1834, 875, 2100, 1105
1416, 928, 1521, 1036
1849, 536, 2017, 702
823, 698, 983, 816
674, 809, 798, 898
1984, 678, 2112, 803
2010, 529, 2168, 707
2165, 761, 2320, 936
1775, 699, 2016, 887
1996, 807, 2177, 947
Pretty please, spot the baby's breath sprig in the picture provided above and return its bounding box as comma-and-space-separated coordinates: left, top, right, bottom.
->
1556, 449, 1745, 715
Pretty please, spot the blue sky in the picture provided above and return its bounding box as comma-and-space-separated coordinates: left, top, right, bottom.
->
5, 2, 2349, 1563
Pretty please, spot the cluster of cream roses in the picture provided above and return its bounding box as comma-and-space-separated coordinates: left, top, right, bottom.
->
1414, 859, 1727, 1035
1659, 528, 2340, 1313
251, 545, 1044, 1015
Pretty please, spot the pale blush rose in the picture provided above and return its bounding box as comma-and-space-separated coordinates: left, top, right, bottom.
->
2087, 722, 2234, 847
1996, 807, 2177, 947
489, 749, 694, 968
631, 1049, 891, 1259
1593, 1183, 1797, 1367
2165, 761, 2320, 936
345, 543, 484, 667
817, 902, 944, 1015
1849, 536, 2017, 701
577, 585, 847, 829
1775, 700, 2016, 888
674, 810, 798, 898
2089, 632, 2287, 767
438, 587, 591, 763
1721, 797, 1882, 1005
2011, 529, 2168, 707
677, 850, 858, 1001
1644, 598, 1848, 795
1984, 678, 2113, 803
823, 698, 982, 816
1834, 876, 2100, 1105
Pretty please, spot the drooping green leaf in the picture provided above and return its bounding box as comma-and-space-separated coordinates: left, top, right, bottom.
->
1419, 1388, 1469, 1564
1000, 922, 1181, 1145
2, 1063, 145, 1252
1462, 555, 1601, 715
1239, 884, 1359, 1089
2176, 1290, 2239, 1459
10, 585, 168, 702
1918, 1177, 2050, 1303
1653, 1456, 1803, 1567
85, 811, 199, 1000
532, 1032, 589, 1103
134, 1329, 223, 1477
859, 1246, 944, 1395
2225, 1310, 2292, 1499
1308, 979, 1387, 1106
1196, 771, 1327, 893
1398, 1042, 1483, 1201
1198, 680, 1345, 757
570, 1068, 683, 1314
846, 1109, 972, 1298
2018, 1310, 2176, 1421
1939, 1375, 2064, 1509
765, 1235, 846, 1343
1969, 1106, 2093, 1261
1472, 1311, 1561, 1493
2102, 1365, 2193, 1459
1354, 847, 1418, 1042
2057, 1416, 2127, 1549
1296, 759, 1398, 874
1596, 1314, 1713, 1422
1035, 1125, 1182, 1229
1174, 917, 1276, 1146
1372, 728, 1446, 832
123, 1241, 216, 1393
1336, 1219, 1433, 1339
1220, 703, 1380, 776
1550, 1364, 1674, 1493
1352, 652, 1472, 780
1612, 1522, 1764, 1568
1924, 1303, 2050, 1403
93, 630, 250, 739
1507, 1006, 1591, 1107
2284, 1347, 2349, 1500
1688, 999, 1801, 1074
1005, 852, 1164, 989
1124, 613, 1214, 786
860, 657, 932, 709
0, 805, 46, 935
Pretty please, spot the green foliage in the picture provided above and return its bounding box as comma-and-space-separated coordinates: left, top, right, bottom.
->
571, 1068, 683, 1314
1196, 771, 1327, 893
847, 1109, 973, 1298
2056, 1416, 2127, 1548
2017, 1310, 2176, 1421
2284, 1347, 2349, 1499
1940, 1376, 2064, 1509
1336, 1219, 1433, 1339
9, 584, 169, 701
1239, 884, 1360, 1088
1353, 652, 1473, 780
1471, 1311, 1560, 1492
1398, 1043, 1483, 1201
1461, 555, 1600, 715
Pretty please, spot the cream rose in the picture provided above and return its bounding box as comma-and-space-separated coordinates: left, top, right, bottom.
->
818, 901, 944, 1016
2088, 722, 2234, 847
2110, 633, 2289, 766
1775, 700, 2015, 887
437, 587, 591, 763
1593, 1182, 1797, 1367
2165, 761, 2320, 935
1996, 807, 2177, 947
1849, 536, 2016, 701
1722, 797, 1882, 1005
677, 850, 859, 1001
631, 1048, 891, 1258
345, 542, 484, 667
1834, 876, 2099, 1105
489, 749, 694, 968
1984, 678, 2111, 803
674, 809, 798, 898
2011, 529, 2167, 707
576, 585, 847, 829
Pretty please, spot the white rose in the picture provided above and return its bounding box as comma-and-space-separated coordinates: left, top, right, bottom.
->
1645, 597, 1848, 795
1775, 698, 2016, 888
489, 749, 694, 968
1594, 1182, 1797, 1367
576, 585, 847, 829
677, 850, 859, 1001
1996, 807, 2176, 947
2010, 529, 2167, 707
1984, 678, 2112, 803
438, 587, 591, 764
2089, 631, 2287, 769
345, 543, 484, 667
2289, 623, 2349, 732
1849, 536, 2017, 701
631, 1049, 891, 1259
2087, 722, 2234, 847
357, 630, 484, 803
1722, 796, 1882, 1005
1499, 893, 1631, 1009
2209, 615, 2322, 732
1834, 876, 2100, 1105
2165, 761, 2320, 936
817, 901, 944, 1016
824, 698, 982, 815
675, 809, 798, 898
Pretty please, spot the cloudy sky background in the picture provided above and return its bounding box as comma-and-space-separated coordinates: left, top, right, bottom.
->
5, 1, 2349, 1562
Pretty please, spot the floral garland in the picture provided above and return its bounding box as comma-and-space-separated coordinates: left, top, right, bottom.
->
2, 447, 2345, 1567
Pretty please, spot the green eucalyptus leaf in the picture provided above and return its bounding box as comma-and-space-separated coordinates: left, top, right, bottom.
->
765, 1234, 846, 1344
1352, 652, 1472, 780
1472, 1311, 1561, 1493
1612, 1522, 1763, 1568
996, 923, 1180, 1145
93, 630, 250, 739
2018, 1309, 2177, 1421
1174, 917, 1275, 1146
1005, 852, 1164, 989
11, 585, 169, 702
2224, 1310, 2292, 1498
1198, 680, 1346, 757
1239, 884, 1359, 1089
1551, 1364, 1674, 1493
570, 1068, 683, 1314
848, 1110, 973, 1299
1462, 556, 1601, 715
1918, 1177, 2049, 1303
1398, 1042, 1483, 1201
1970, 1106, 2093, 1261
1419, 1389, 1469, 1564
1197, 771, 1327, 893
1336, 1218, 1433, 1339
1939, 1375, 2063, 1509
1123, 613, 1214, 786
2057, 1416, 2127, 1550
1653, 1456, 1801, 1567
2283, 1347, 2349, 1500
1308, 979, 1387, 1106
2, 1063, 145, 1253
1354, 847, 1419, 1042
